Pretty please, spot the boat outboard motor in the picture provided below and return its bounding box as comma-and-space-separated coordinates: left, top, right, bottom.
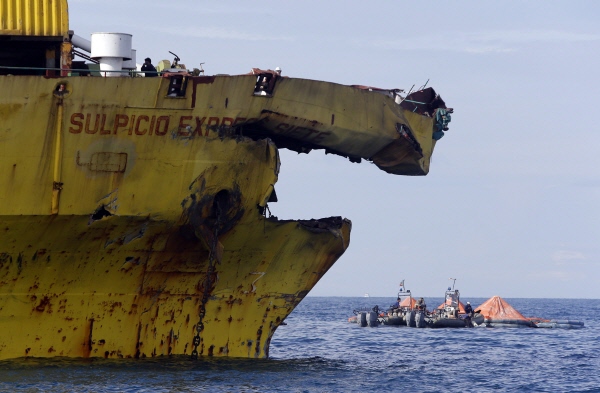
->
415, 310, 427, 328
357, 312, 367, 327
367, 311, 379, 327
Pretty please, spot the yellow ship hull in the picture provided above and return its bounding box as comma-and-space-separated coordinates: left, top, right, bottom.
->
0, 74, 352, 358
0, 214, 349, 359
0, 67, 446, 359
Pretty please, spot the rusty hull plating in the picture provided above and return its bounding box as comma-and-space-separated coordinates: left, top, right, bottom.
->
0, 0, 451, 360
0, 127, 351, 359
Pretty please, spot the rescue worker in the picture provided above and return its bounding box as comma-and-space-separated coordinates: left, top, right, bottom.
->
465, 301, 473, 316
464, 301, 474, 327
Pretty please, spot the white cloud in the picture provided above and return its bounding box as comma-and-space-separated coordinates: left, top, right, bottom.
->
527, 270, 575, 281
552, 250, 586, 263
356, 30, 600, 54
150, 26, 293, 42
472, 30, 600, 44
463, 46, 515, 54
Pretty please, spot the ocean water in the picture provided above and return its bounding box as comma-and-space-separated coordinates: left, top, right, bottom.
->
0, 297, 598, 392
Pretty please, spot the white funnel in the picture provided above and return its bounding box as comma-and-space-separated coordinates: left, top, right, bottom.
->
91, 32, 132, 77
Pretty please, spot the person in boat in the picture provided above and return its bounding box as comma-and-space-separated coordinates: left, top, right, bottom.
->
463, 301, 474, 327
141, 58, 158, 77
446, 289, 458, 306
465, 301, 473, 316
416, 297, 426, 310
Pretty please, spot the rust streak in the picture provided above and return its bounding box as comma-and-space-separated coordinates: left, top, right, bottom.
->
82, 319, 94, 358
255, 326, 263, 357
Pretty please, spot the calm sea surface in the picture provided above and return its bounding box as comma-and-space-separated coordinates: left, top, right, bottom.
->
0, 297, 598, 392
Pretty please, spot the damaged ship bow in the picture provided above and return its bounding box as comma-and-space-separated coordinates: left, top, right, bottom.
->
0, 0, 452, 360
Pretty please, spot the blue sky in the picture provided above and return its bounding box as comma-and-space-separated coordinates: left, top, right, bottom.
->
70, 1, 600, 298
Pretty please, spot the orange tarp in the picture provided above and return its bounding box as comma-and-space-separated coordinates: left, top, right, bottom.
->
474, 296, 529, 321
399, 297, 416, 308
437, 300, 466, 313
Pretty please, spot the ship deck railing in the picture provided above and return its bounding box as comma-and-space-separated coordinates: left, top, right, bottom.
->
0, 65, 150, 77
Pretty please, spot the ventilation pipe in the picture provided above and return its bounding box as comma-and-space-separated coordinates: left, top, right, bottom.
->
91, 32, 132, 77
122, 49, 137, 70
71, 34, 91, 52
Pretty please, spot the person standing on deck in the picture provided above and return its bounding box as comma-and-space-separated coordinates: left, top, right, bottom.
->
141, 58, 158, 77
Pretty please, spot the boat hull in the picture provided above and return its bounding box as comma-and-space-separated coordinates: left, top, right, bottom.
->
0, 76, 354, 359
382, 314, 405, 326
0, 213, 350, 359
429, 318, 468, 328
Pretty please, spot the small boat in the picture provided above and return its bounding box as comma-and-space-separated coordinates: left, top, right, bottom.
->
381, 281, 416, 326
352, 288, 586, 331
425, 283, 483, 328
380, 280, 482, 328
427, 288, 469, 328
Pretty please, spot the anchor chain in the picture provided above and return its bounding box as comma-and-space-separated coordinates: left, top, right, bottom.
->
191, 197, 225, 360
